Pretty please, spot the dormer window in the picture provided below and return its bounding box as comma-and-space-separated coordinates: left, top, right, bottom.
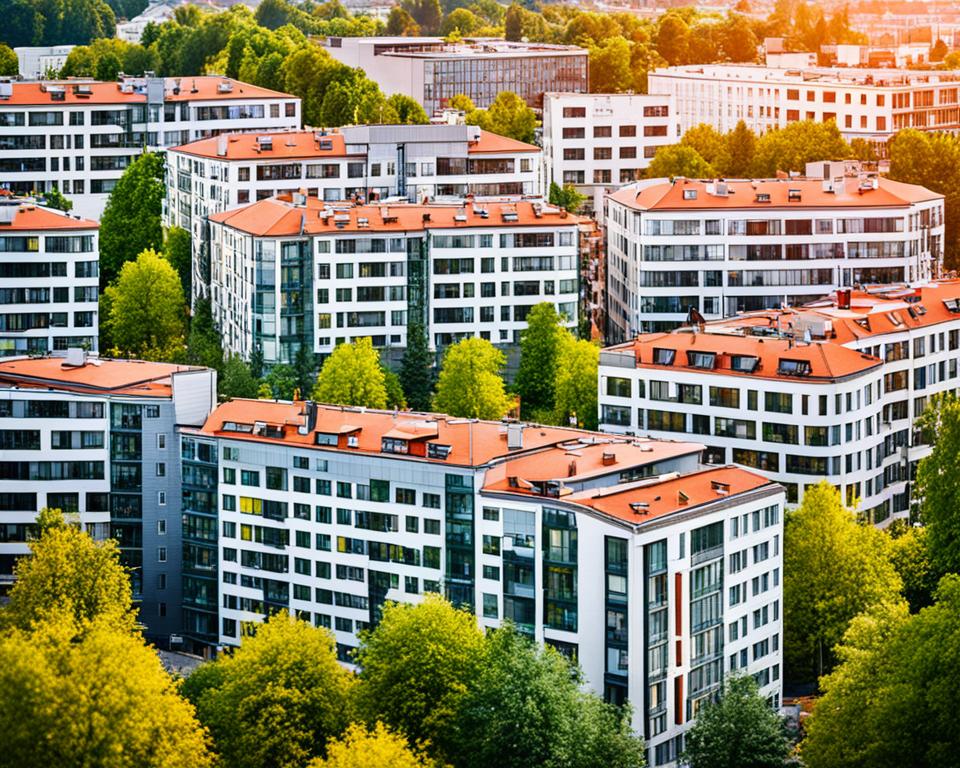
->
427, 443, 452, 460
788, 189, 802, 202
315, 432, 337, 446
683, 189, 698, 200
945, 298, 960, 314
653, 348, 676, 365
755, 192, 771, 203
778, 358, 811, 376
381, 437, 409, 454
730, 355, 759, 373
686, 351, 716, 369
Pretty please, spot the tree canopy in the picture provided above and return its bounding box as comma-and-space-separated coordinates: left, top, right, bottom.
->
515, 302, 565, 418
399, 319, 435, 411
915, 393, 960, 575
647, 144, 715, 179
467, 91, 537, 144
433, 337, 512, 419
554, 335, 599, 430
307, 723, 437, 768
313, 337, 388, 409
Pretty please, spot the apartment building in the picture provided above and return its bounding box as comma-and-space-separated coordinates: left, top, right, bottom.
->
541, 93, 675, 209
206, 196, 582, 364
320, 37, 588, 113
0, 353, 216, 643
165, 124, 541, 299
604, 175, 944, 341
648, 64, 960, 154
0, 76, 300, 219
599, 280, 960, 523
0, 200, 100, 357
182, 398, 784, 765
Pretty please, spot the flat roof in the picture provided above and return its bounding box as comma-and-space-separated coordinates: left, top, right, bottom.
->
651, 63, 960, 88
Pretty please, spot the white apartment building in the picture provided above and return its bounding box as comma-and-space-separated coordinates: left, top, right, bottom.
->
206, 196, 581, 364
165, 124, 541, 299
599, 280, 960, 524
604, 175, 944, 340
0, 200, 99, 357
14, 45, 75, 79
648, 64, 960, 153
541, 92, 675, 211
184, 398, 784, 766
0, 76, 300, 219
0, 353, 216, 644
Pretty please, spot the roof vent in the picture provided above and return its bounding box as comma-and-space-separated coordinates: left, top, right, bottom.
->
0, 81, 11, 100
788, 188, 802, 202
63, 347, 87, 368
256, 136, 273, 152
678, 490, 689, 505
217, 134, 228, 157
506, 423, 523, 450
601, 451, 617, 466
218, 80, 234, 93
711, 480, 730, 495
755, 192, 771, 203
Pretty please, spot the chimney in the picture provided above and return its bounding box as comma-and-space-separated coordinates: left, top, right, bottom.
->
217, 134, 228, 157
567, 460, 577, 477
507, 423, 523, 450
601, 451, 617, 466
836, 288, 852, 310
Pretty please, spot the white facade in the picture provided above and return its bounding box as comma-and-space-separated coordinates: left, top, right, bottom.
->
604, 176, 944, 340
0, 76, 300, 220
207, 197, 581, 363
0, 201, 99, 357
190, 399, 784, 766
648, 64, 960, 151
542, 92, 676, 211
14, 46, 75, 79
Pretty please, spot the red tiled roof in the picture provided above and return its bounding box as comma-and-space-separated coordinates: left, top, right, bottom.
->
170, 131, 352, 160
209, 196, 581, 236
467, 130, 540, 154
2, 77, 293, 106
568, 466, 777, 524
1, 204, 98, 231
608, 176, 941, 211
0, 357, 202, 398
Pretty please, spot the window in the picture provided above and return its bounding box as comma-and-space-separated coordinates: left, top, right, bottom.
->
157, 547, 167, 563
395, 487, 416, 505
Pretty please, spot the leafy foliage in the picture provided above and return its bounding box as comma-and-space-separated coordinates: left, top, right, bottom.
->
915, 392, 960, 574
41, 187, 73, 212
750, 119, 849, 176
467, 91, 537, 143
433, 337, 512, 419
647, 144, 715, 179
515, 302, 564, 417
547, 181, 586, 213
684, 676, 790, 768
399, 319, 435, 411
1, 0, 116, 47
219, 354, 261, 399
554, 335, 599, 430
183, 297, 224, 372
0, 44, 17, 75
313, 337, 388, 408
260, 363, 299, 400
886, 520, 936, 612
307, 722, 438, 768
163, 226, 192, 302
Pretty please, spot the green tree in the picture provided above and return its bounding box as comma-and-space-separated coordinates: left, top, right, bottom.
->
718, 13, 758, 62
450, 627, 645, 768
887, 520, 936, 612
42, 186, 73, 212
849, 137, 877, 161
440, 7, 481, 35
381, 365, 407, 410
163, 226, 192, 302
750, 120, 850, 177
723, 120, 756, 177
448, 93, 475, 113
1, 508, 135, 638
99, 152, 165, 287
784, 481, 903, 684
684, 676, 790, 768
293, 343, 317, 399
474, 91, 537, 144
0, 619, 213, 768
680, 123, 727, 169
183, 297, 223, 372
260, 363, 298, 400
313, 338, 388, 408
647, 144, 714, 179
589, 36, 633, 93
433, 337, 512, 419
656, 13, 689, 65
307, 722, 436, 768
187, 612, 354, 768
400, 0, 441, 34
354, 594, 487, 760
915, 393, 960, 574
104, 249, 187, 361
504, 2, 523, 41
399, 319, 435, 411
0, 44, 18, 75
548, 181, 587, 213
219, 354, 261, 400
515, 302, 564, 417
386, 93, 429, 124
385, 6, 420, 35
249, 344, 265, 379
554, 335, 599, 430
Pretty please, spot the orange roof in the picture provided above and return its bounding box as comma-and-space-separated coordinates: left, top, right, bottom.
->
1, 204, 98, 231
0, 357, 203, 398
2, 77, 293, 107
209, 196, 581, 237
609, 331, 881, 382
201, 400, 646, 468
467, 130, 540, 154
482, 438, 703, 493
170, 131, 353, 160
608, 176, 941, 211
568, 466, 777, 524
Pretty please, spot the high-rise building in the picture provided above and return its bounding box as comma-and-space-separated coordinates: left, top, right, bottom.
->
604, 175, 944, 341
206, 196, 582, 364
0, 353, 216, 643
0, 200, 100, 357
0, 76, 300, 219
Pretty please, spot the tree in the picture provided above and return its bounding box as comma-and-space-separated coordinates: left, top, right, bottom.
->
260, 363, 298, 400
386, 6, 420, 35
849, 137, 877, 161
931, 38, 948, 62
647, 144, 714, 179
554, 335, 599, 430
915, 393, 960, 574
219, 354, 260, 400
99, 152, 165, 287
589, 36, 633, 93
887, 520, 936, 612
294, 343, 317, 399
723, 120, 756, 177
718, 13, 758, 62
784, 481, 903, 684
0, 620, 213, 768
433, 337, 512, 419
186, 612, 354, 768
656, 13, 689, 65
440, 7, 481, 36
399, 319, 435, 411
386, 93, 429, 125
515, 302, 564, 418
400, 0, 441, 34
104, 249, 187, 361
504, 2, 523, 41
450, 627, 646, 768
448, 93, 475, 113
354, 594, 487, 760
163, 226, 192, 302
681, 124, 727, 169
1, 508, 135, 638
750, 120, 850, 177
684, 676, 790, 768
183, 297, 223, 372
475, 91, 536, 144
313, 338, 388, 409
42, 187, 73, 212
548, 181, 586, 213
307, 723, 436, 768
381, 365, 407, 410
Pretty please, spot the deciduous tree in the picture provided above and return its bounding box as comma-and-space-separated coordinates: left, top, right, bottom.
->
504, 2, 523, 41
750, 120, 849, 177
647, 144, 714, 179
433, 337, 511, 419
656, 13, 689, 65
386, 6, 420, 35
589, 36, 633, 93
386, 93, 429, 124
515, 302, 564, 418
183, 297, 223, 372
887, 520, 936, 612
723, 120, 756, 177
42, 187, 73, 212
680, 123, 727, 169
915, 393, 960, 575
163, 225, 192, 302
471, 91, 537, 144
307, 722, 436, 768
554, 335, 599, 430
219, 354, 261, 400
313, 337, 388, 408
547, 181, 586, 213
